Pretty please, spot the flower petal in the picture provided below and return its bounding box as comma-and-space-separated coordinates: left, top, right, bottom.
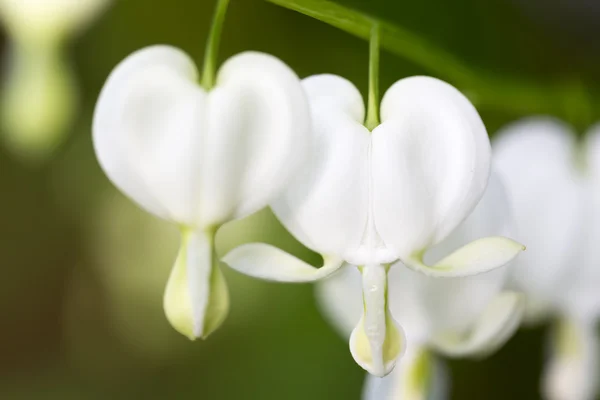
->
222, 243, 343, 282
164, 229, 229, 339
493, 117, 586, 304
350, 264, 406, 377
362, 348, 449, 400
543, 318, 599, 400
93, 45, 205, 223
271, 74, 370, 258
429, 291, 524, 357
371, 76, 491, 259
203, 52, 311, 224
403, 236, 524, 278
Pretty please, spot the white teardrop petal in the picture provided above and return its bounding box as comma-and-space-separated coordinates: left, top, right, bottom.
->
372, 76, 491, 259
271, 74, 370, 258
93, 45, 205, 224
203, 52, 311, 224
350, 264, 406, 377
164, 230, 229, 339
429, 291, 524, 357
222, 243, 343, 282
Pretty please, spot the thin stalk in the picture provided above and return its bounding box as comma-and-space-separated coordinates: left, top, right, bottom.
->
201, 0, 231, 89
365, 23, 380, 131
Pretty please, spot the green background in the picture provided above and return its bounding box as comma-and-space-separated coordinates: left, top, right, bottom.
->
1, 0, 599, 398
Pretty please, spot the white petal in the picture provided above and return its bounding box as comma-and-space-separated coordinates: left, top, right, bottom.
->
203, 52, 311, 224
349, 264, 406, 377
94, 48, 308, 228
222, 243, 343, 282
429, 291, 524, 357
543, 318, 599, 400
371, 76, 491, 259
493, 117, 586, 304
362, 349, 450, 400
319, 174, 519, 346
164, 229, 229, 339
402, 236, 523, 278
271, 74, 370, 258
93, 45, 205, 224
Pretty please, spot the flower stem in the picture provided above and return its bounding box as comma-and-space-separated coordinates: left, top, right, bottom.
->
201, 0, 231, 90
365, 23, 380, 131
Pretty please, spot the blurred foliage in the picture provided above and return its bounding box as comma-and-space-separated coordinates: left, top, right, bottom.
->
1, 0, 599, 399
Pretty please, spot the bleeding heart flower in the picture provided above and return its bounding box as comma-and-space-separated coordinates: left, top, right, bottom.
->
317, 172, 524, 399
494, 117, 600, 400
93, 45, 310, 340
224, 74, 524, 376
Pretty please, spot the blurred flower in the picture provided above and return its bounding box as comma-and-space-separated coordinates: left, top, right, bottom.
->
93, 45, 310, 340
494, 117, 600, 400
0, 0, 110, 160
224, 74, 525, 376
316, 173, 525, 399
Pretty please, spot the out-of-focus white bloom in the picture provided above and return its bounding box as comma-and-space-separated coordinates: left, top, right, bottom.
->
224, 74, 524, 376
494, 117, 600, 400
0, 0, 111, 159
93, 45, 310, 340
0, 0, 109, 44
317, 173, 525, 399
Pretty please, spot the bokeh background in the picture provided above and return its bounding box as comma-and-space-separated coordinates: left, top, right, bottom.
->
1, 0, 599, 398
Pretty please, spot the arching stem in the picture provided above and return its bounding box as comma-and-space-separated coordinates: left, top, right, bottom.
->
201, 0, 231, 89
365, 23, 380, 131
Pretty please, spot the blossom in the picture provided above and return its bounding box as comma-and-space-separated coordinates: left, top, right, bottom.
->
224, 74, 524, 376
0, 0, 111, 159
93, 45, 310, 340
494, 117, 600, 400
316, 172, 525, 399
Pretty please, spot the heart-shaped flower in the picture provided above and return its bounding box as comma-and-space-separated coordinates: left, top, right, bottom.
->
317, 172, 525, 399
93, 45, 310, 340
224, 74, 525, 376
494, 117, 600, 400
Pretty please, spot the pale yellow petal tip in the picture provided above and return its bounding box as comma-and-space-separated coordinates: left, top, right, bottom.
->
162, 236, 230, 341
349, 313, 406, 377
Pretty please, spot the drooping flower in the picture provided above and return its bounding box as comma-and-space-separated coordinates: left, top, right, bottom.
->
0, 0, 111, 159
316, 172, 525, 399
494, 117, 600, 400
224, 74, 525, 376
93, 45, 310, 340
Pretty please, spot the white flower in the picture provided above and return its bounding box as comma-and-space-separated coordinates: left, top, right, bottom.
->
0, 0, 111, 159
0, 0, 109, 43
316, 172, 525, 399
224, 74, 524, 376
93, 45, 310, 340
494, 117, 600, 400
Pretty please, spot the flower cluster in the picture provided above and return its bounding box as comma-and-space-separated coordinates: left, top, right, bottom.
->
88, 1, 600, 399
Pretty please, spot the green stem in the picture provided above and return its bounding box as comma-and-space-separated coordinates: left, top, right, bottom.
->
365, 24, 380, 131
201, 0, 231, 89
267, 0, 599, 126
